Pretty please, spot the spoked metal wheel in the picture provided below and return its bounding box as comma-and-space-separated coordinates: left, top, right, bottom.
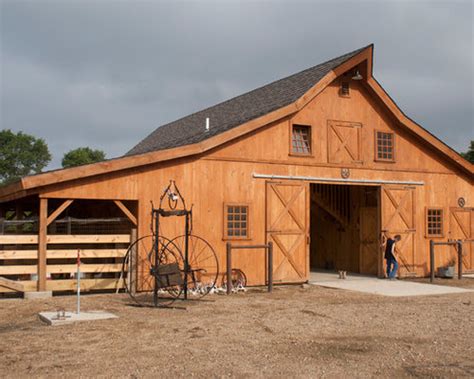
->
164, 235, 219, 298
222, 269, 247, 292
122, 235, 183, 307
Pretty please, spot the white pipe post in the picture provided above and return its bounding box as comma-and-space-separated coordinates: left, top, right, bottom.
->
77, 249, 81, 314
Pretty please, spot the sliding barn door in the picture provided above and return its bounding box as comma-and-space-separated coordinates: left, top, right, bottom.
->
266, 182, 309, 283
381, 186, 416, 276
449, 208, 473, 272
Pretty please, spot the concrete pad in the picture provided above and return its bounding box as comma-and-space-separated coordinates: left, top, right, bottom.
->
24, 291, 52, 299
309, 271, 472, 297
38, 311, 118, 326
464, 273, 474, 279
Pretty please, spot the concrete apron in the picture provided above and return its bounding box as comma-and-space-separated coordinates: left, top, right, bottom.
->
309, 271, 472, 297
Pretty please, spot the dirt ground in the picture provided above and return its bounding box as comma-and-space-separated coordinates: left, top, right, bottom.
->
1, 280, 473, 378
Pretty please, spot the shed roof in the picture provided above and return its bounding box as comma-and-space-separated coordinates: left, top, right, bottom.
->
127, 46, 368, 155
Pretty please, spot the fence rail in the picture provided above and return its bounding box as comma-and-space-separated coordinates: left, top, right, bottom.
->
0, 233, 131, 294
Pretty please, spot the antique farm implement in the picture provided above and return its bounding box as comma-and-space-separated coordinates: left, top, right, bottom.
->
121, 181, 219, 307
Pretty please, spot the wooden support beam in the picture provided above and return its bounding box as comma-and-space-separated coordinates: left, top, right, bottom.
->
38, 198, 47, 291
46, 199, 73, 226
113, 200, 137, 226
312, 194, 349, 230
0, 276, 25, 292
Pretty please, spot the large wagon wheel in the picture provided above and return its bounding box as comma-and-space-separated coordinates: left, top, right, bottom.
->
122, 235, 183, 307
163, 235, 219, 298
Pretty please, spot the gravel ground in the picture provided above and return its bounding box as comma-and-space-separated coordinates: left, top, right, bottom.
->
0, 280, 473, 378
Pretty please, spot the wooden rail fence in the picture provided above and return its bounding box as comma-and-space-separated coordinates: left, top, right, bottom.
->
0, 233, 131, 293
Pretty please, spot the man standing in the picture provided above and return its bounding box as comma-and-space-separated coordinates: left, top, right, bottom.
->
384, 235, 401, 280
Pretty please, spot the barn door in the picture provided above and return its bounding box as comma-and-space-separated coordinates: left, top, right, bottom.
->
449, 208, 473, 272
266, 182, 309, 283
359, 207, 379, 275
381, 186, 416, 276
327, 120, 362, 164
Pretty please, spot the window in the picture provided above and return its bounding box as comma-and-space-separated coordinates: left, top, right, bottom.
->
340, 81, 350, 96
291, 124, 311, 155
426, 208, 443, 237
375, 131, 395, 161
224, 205, 249, 239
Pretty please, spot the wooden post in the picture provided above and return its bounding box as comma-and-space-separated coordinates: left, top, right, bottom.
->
38, 198, 48, 291
129, 228, 137, 294
226, 242, 232, 295
268, 242, 273, 293
429, 239, 435, 283
457, 240, 463, 280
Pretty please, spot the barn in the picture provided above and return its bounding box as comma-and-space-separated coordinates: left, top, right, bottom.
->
1, 44, 473, 295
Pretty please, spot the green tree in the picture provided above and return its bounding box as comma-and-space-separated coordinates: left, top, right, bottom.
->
62, 147, 106, 168
460, 140, 474, 164
0, 129, 51, 185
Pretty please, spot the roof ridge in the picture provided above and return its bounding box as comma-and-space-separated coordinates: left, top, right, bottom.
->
165, 45, 371, 124
127, 45, 371, 156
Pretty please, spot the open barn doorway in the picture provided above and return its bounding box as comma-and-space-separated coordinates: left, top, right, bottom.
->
310, 183, 380, 276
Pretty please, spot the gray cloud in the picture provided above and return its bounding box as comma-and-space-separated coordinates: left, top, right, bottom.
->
1, 0, 472, 169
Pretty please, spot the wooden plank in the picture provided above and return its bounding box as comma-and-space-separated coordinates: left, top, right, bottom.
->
0, 235, 38, 244
0, 279, 125, 293
0, 235, 130, 244
47, 249, 127, 259
0, 265, 37, 275
47, 199, 74, 226
46, 278, 125, 291
47, 263, 124, 274
114, 200, 137, 226
0, 263, 124, 276
0, 264, 124, 275
0, 250, 37, 259
47, 234, 130, 244
0, 280, 36, 293
38, 198, 47, 291
0, 249, 127, 260
0, 276, 25, 292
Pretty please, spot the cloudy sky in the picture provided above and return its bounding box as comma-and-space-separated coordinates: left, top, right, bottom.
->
1, 0, 473, 169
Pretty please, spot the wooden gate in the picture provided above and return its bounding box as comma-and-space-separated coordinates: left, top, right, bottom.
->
381, 186, 416, 276
266, 182, 308, 283
449, 208, 473, 272
360, 207, 379, 275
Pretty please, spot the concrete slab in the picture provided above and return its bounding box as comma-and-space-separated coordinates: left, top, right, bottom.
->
464, 273, 474, 279
309, 271, 472, 297
24, 291, 52, 299
38, 311, 118, 326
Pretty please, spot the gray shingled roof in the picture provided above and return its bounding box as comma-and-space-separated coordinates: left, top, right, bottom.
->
127, 46, 369, 156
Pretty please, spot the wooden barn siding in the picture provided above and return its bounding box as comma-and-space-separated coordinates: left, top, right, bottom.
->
38, 78, 473, 284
